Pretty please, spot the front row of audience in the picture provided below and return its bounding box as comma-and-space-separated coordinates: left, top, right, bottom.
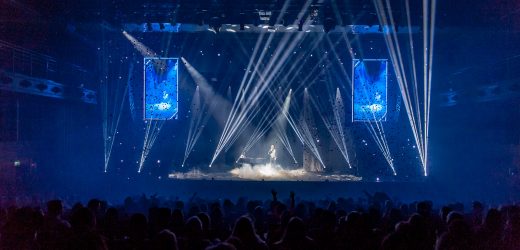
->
1, 191, 520, 250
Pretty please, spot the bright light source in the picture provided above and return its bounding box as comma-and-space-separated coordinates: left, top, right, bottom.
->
155, 102, 172, 110
368, 104, 383, 112
373, 0, 436, 176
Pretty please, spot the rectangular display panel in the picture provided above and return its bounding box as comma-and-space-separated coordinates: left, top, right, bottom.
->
144, 57, 179, 120
352, 59, 388, 122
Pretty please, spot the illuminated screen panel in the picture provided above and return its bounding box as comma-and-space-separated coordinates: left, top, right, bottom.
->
352, 59, 388, 122
144, 57, 179, 120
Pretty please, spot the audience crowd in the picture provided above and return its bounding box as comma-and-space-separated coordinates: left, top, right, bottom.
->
1, 190, 519, 250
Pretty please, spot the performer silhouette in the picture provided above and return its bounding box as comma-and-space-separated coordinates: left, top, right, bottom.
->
268, 144, 277, 166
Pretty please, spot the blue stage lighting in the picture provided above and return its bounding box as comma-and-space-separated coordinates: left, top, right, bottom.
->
144, 58, 179, 120
352, 59, 388, 122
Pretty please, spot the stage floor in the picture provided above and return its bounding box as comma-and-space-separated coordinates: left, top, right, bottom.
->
168, 164, 363, 181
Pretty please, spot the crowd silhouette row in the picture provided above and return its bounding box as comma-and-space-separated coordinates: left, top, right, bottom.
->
1, 190, 520, 250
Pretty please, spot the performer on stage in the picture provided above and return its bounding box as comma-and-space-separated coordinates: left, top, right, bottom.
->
268, 144, 277, 166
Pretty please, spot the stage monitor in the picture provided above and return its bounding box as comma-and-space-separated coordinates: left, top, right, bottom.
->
352, 59, 388, 122
144, 57, 179, 120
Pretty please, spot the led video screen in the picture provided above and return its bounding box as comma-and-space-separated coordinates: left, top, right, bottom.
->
352, 59, 388, 122
144, 57, 179, 120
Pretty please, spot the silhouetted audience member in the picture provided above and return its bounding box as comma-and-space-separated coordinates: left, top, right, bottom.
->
178, 216, 211, 250
470, 201, 484, 228
69, 206, 107, 250
123, 213, 149, 250
206, 242, 237, 250
210, 203, 230, 240
273, 217, 318, 250
475, 208, 503, 250
336, 211, 374, 249
197, 212, 212, 240
1, 192, 516, 250
152, 229, 179, 250
308, 209, 336, 250
171, 208, 186, 235
38, 199, 71, 250
99, 207, 121, 242
228, 216, 268, 250
503, 205, 520, 250
381, 221, 413, 250
1, 206, 40, 249
435, 212, 474, 250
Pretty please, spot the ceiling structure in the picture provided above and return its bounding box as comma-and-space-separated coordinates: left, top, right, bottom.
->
2, 0, 518, 29
1, 0, 520, 105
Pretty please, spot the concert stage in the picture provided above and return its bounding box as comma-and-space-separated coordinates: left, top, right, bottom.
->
168, 163, 362, 181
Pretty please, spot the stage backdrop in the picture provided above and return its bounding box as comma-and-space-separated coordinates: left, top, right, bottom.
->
144, 57, 179, 120
352, 59, 388, 122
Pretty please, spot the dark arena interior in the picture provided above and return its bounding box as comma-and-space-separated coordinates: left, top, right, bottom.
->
2, 0, 520, 249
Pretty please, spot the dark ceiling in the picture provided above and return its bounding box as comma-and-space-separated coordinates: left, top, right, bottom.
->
1, 0, 519, 29
1, 0, 520, 95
